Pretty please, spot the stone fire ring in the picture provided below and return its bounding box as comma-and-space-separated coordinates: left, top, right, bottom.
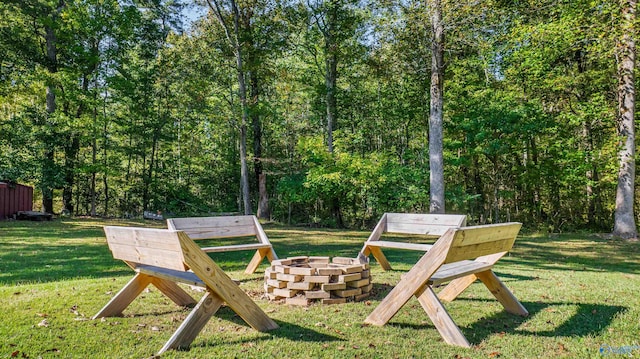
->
264, 256, 372, 306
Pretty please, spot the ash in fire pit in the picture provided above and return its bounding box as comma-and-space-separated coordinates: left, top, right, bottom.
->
264, 256, 371, 306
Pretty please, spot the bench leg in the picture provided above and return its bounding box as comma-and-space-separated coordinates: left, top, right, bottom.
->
266, 247, 278, 261
416, 285, 471, 348
475, 270, 528, 316
437, 274, 478, 302
369, 247, 392, 271
92, 273, 152, 319
245, 248, 269, 274
150, 277, 197, 306
158, 290, 224, 354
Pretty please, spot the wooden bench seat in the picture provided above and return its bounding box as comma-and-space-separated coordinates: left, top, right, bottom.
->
360, 213, 466, 270
365, 222, 528, 348
167, 215, 278, 274
94, 226, 278, 355
136, 265, 205, 287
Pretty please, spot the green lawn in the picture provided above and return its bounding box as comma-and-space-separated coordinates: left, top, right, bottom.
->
1, 218, 639, 358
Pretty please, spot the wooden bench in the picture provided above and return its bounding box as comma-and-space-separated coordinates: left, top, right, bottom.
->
359, 213, 467, 270
364, 222, 528, 347
93, 226, 278, 355
167, 215, 278, 274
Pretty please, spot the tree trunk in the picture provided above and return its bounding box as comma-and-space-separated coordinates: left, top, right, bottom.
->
613, 0, 638, 240
250, 71, 270, 219
325, 0, 338, 153
42, 8, 62, 215
428, 0, 445, 214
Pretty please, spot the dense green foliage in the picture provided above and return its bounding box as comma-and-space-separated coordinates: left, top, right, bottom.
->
0, 0, 634, 231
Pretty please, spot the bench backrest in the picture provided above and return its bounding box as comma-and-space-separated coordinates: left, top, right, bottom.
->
167, 215, 260, 240
442, 222, 522, 264
378, 213, 467, 238
103, 226, 187, 271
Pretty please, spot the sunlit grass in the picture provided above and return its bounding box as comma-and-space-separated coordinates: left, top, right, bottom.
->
1, 218, 639, 358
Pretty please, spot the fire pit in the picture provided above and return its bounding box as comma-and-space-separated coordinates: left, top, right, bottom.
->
263, 256, 372, 306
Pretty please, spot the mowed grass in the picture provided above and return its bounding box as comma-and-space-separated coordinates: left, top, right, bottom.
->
1, 218, 639, 358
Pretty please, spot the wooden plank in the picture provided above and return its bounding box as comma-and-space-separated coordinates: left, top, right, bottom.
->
151, 277, 196, 307
158, 290, 224, 354
429, 260, 493, 286
137, 265, 204, 287
304, 275, 331, 284
104, 227, 185, 271
274, 265, 290, 274
347, 278, 370, 288
322, 297, 346, 305
437, 274, 478, 302
103, 226, 183, 251
287, 281, 315, 290
305, 290, 331, 299
266, 279, 288, 288
251, 216, 279, 260
332, 257, 356, 265
92, 273, 152, 319
178, 232, 278, 331
321, 282, 346, 291
342, 264, 367, 274
364, 230, 453, 326
108, 243, 187, 271
201, 243, 272, 253
365, 213, 388, 242
276, 273, 303, 282
365, 240, 434, 251
415, 285, 471, 347
385, 222, 454, 236
335, 288, 362, 297
171, 226, 256, 240
368, 247, 392, 270
450, 223, 521, 247
273, 288, 298, 298
475, 270, 528, 316
245, 248, 269, 274
317, 267, 343, 276
168, 215, 255, 230
286, 297, 311, 306
386, 213, 466, 227
339, 273, 361, 282
289, 266, 316, 276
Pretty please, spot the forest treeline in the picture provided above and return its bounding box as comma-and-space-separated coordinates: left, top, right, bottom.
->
0, 0, 636, 231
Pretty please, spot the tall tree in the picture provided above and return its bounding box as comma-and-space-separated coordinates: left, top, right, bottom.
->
207, 0, 253, 215
427, 0, 445, 214
613, 0, 637, 239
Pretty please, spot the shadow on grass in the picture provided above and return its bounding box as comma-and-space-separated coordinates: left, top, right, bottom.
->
390, 299, 626, 345
185, 308, 343, 351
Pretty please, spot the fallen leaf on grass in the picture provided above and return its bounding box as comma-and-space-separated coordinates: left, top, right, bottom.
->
151, 326, 160, 331
37, 319, 49, 327
36, 313, 48, 318
352, 345, 360, 349
488, 351, 501, 358
337, 346, 345, 351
